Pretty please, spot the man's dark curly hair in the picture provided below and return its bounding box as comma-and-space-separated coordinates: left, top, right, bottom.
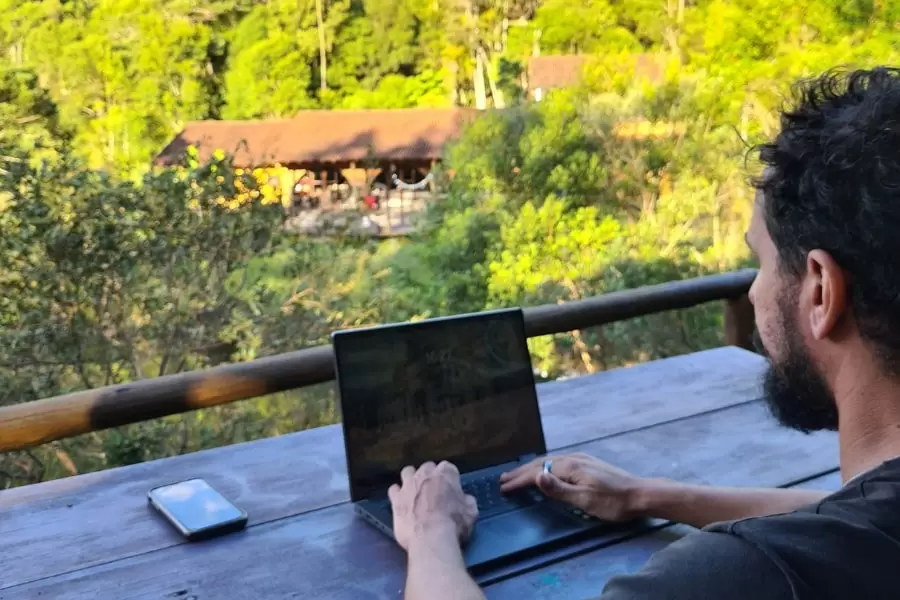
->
754, 66, 900, 372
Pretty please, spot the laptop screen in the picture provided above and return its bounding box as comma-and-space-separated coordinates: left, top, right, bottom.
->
333, 308, 547, 501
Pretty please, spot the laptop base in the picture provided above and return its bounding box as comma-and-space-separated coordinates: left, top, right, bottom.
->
355, 488, 619, 572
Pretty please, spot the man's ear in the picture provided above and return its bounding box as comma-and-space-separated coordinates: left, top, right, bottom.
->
806, 249, 848, 340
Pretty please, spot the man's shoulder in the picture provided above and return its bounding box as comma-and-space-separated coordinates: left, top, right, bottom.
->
599, 527, 793, 599
706, 486, 900, 594
707, 480, 899, 558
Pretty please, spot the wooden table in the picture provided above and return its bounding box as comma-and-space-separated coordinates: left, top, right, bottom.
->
0, 347, 840, 599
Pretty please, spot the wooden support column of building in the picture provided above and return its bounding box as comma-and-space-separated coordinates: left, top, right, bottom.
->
279, 168, 298, 210
319, 169, 328, 205
340, 163, 369, 201
387, 163, 396, 235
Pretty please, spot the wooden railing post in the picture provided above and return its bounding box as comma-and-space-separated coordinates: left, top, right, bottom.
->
724, 294, 756, 352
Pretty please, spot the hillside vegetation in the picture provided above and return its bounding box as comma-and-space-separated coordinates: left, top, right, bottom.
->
1, 1, 898, 486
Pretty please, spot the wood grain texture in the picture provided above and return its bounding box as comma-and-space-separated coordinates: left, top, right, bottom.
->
483, 469, 845, 599
537, 347, 766, 452
0, 347, 765, 590
2, 396, 838, 599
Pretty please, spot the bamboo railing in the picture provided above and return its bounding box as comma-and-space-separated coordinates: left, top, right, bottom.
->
0, 269, 758, 452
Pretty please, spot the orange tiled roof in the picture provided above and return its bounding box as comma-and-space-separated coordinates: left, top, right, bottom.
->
154, 108, 478, 168
527, 55, 591, 90
527, 54, 665, 91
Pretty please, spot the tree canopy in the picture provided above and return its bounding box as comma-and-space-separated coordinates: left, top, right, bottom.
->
1, 0, 896, 174
2, 0, 899, 487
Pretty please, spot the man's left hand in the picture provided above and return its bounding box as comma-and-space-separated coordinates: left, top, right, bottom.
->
389, 461, 479, 552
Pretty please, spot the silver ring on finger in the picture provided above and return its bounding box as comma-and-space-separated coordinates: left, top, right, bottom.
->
543, 459, 553, 475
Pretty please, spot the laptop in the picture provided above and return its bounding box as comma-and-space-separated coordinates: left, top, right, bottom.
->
332, 307, 611, 571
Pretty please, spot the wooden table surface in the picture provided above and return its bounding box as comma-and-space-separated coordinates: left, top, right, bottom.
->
0, 347, 841, 599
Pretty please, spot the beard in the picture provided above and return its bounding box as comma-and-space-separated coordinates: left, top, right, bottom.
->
753, 297, 839, 433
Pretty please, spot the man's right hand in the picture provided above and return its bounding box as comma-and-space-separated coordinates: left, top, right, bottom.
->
499, 452, 647, 521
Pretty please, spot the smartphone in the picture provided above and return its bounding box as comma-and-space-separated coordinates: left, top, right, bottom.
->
148, 478, 248, 541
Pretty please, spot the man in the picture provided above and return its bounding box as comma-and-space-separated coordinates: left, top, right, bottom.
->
389, 66, 900, 599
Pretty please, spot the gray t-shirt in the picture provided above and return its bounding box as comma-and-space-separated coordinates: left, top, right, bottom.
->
602, 458, 900, 599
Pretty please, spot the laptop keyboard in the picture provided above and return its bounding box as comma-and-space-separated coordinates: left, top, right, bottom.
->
461, 474, 541, 518
372, 474, 554, 520
372, 473, 605, 525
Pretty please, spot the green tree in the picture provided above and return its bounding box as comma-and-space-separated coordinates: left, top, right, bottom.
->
6, 0, 900, 490
0, 68, 69, 161
532, 0, 640, 54
0, 141, 290, 481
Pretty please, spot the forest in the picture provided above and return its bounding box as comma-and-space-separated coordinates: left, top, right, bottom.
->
1, 0, 899, 487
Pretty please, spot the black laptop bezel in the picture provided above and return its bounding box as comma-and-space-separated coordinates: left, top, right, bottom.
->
331, 307, 547, 503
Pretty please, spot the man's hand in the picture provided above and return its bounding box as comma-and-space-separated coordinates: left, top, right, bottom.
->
500, 452, 832, 530
389, 461, 479, 552
499, 452, 645, 521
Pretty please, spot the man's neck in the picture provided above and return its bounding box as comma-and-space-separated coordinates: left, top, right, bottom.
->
834, 362, 900, 483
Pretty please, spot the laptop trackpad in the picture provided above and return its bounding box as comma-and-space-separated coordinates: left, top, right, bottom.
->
463, 504, 587, 567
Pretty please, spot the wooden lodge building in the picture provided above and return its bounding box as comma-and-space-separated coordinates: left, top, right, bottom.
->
153, 62, 680, 218
153, 108, 478, 208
